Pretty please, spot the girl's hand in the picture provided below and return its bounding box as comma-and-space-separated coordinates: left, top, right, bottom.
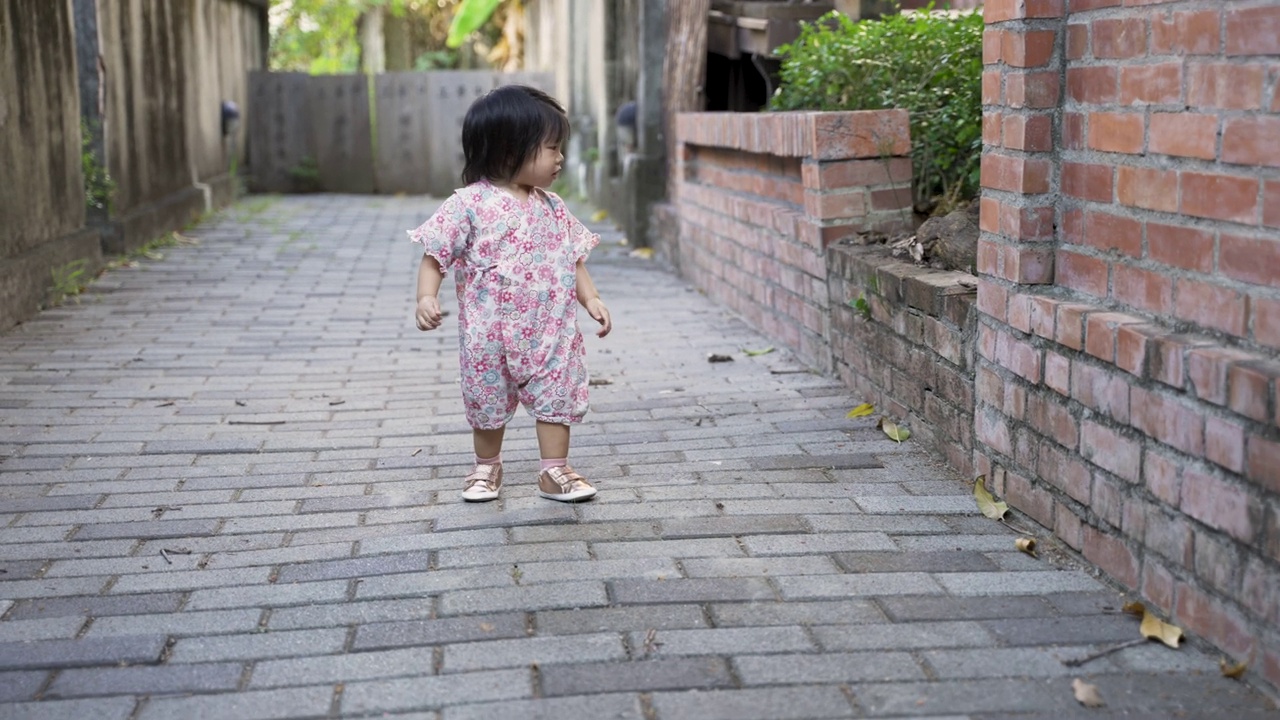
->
587, 298, 611, 338
416, 296, 444, 331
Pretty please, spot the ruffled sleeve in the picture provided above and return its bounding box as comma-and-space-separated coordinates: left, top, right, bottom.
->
407, 192, 473, 271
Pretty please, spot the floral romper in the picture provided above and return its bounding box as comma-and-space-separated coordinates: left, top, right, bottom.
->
409, 180, 599, 430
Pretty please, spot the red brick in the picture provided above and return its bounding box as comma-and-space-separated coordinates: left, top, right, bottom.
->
1092, 473, 1125, 529
1144, 450, 1182, 506
1120, 63, 1183, 105
1026, 391, 1079, 448
1142, 560, 1176, 615
1116, 166, 1178, 213
1061, 162, 1113, 203
1083, 525, 1140, 588
1004, 379, 1028, 420
1055, 504, 1084, 550
985, 0, 1067, 22
1229, 360, 1279, 423
1072, 361, 1131, 422
1087, 112, 1145, 154
802, 157, 913, 191
1148, 113, 1219, 160
1001, 114, 1053, 152
1085, 311, 1141, 362
1246, 434, 1280, 493
1067, 66, 1119, 104
1181, 470, 1258, 543
1147, 222, 1214, 273
1132, 386, 1206, 457
997, 329, 1043, 384
1265, 182, 1280, 229
1187, 62, 1266, 111
977, 277, 1008, 321
1005, 246, 1055, 285
1040, 441, 1092, 503
1241, 557, 1280, 627
1029, 296, 1058, 340
1188, 346, 1254, 406
1112, 264, 1174, 314
1223, 116, 1280, 169
983, 29, 1004, 65
1181, 172, 1260, 225
1145, 506, 1194, 571
1175, 279, 1249, 338
1003, 30, 1057, 68
977, 365, 1004, 410
1255, 296, 1280, 350
1080, 420, 1142, 483
1092, 17, 1146, 59
1192, 530, 1240, 596
1006, 71, 1061, 109
1205, 414, 1246, 473
983, 112, 1002, 145
976, 407, 1013, 457
999, 203, 1055, 241
1044, 351, 1070, 396
980, 154, 1051, 194
1116, 324, 1156, 377
1175, 582, 1253, 659
1056, 303, 1094, 351
1007, 293, 1032, 333
1225, 4, 1280, 56
1151, 10, 1221, 55
804, 189, 868, 220
1083, 211, 1142, 258
1006, 471, 1055, 527
979, 197, 1000, 233
1056, 251, 1109, 299
1069, 0, 1120, 9
1063, 112, 1086, 150
1066, 23, 1089, 60
982, 70, 1002, 105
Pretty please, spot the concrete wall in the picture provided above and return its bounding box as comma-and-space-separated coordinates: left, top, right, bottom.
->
0, 0, 267, 331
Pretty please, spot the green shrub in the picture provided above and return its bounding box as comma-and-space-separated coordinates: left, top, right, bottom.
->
771, 7, 984, 211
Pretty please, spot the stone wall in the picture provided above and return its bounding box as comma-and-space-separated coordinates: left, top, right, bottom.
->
980, 0, 1280, 689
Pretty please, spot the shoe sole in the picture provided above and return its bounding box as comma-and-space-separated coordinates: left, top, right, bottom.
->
462, 492, 499, 502
538, 488, 597, 503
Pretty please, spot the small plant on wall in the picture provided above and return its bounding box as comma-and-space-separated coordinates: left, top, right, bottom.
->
771, 4, 983, 214
82, 120, 115, 213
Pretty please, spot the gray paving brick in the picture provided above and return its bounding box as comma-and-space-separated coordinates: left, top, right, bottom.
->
0, 671, 47, 702
710, 599, 885, 627
1, 495, 101, 513
658, 515, 810, 539
353, 613, 527, 651
432, 505, 578, 532
894, 534, 1018, 552
878, 595, 1053, 622
4, 593, 183, 621
221, 512, 360, 535
276, 550, 433, 583
1044, 591, 1127, 616
443, 633, 626, 673
0, 635, 165, 670
0, 538, 137, 562
542, 656, 733, 696
813, 620, 994, 651
439, 580, 608, 616
137, 686, 333, 720
0, 697, 136, 720
341, 668, 531, 715
854, 677, 1077, 717
168, 627, 341, 664
750, 454, 880, 470
630, 626, 813, 657
46, 662, 244, 698
649, 685, 854, 720
833, 550, 999, 573
576, 500, 720, 522
297, 492, 434, 514
356, 567, 514, 600
441, 693, 644, 720
0, 526, 75, 543
775, 572, 945, 600
535, 604, 708, 636
43, 553, 203, 577
591, 537, 744, 560
681, 556, 842, 577
436, 541, 589, 568
792, 514, 955, 535
97, 489, 236, 509
268, 598, 435, 630
734, 651, 923, 684
185, 579, 351, 610
203, 541, 356, 570
250, 647, 436, 688
359, 528, 506, 555
981, 615, 1139, 646
85, 609, 261, 638
934, 571, 1107, 596
509, 521, 658, 544
610, 577, 775, 604
717, 498, 860, 515
516, 557, 680, 584
923, 646, 1109, 679
0, 577, 110, 600
72, 519, 220, 541
0, 615, 85, 642
740, 532, 897, 556
108, 566, 273, 594
639, 483, 776, 501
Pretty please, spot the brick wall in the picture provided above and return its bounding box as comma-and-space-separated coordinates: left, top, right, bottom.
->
981, 0, 1280, 689
671, 111, 913, 370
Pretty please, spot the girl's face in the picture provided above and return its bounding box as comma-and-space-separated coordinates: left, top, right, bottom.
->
512, 138, 563, 189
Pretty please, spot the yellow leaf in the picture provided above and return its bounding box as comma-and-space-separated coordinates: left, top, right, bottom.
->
743, 347, 775, 357
973, 475, 1008, 519
846, 403, 875, 419
1072, 679, 1104, 708
591, 209, 608, 222
1015, 537, 1037, 557
1139, 609, 1184, 648
878, 417, 910, 443
1122, 601, 1146, 617
629, 247, 654, 259
1220, 657, 1248, 679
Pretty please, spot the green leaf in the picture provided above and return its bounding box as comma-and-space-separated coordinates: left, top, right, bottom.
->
447, 0, 504, 48
743, 347, 775, 357
973, 475, 1008, 519
878, 417, 910, 443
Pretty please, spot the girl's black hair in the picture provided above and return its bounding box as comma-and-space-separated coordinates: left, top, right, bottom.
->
461, 85, 570, 185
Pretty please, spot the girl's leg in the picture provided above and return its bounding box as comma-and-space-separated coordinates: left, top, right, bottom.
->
474, 426, 506, 460
534, 421, 569, 463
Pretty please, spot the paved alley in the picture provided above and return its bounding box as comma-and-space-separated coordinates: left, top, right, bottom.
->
0, 194, 1274, 719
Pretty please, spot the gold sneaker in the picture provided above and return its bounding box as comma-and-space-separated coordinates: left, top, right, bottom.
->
538, 465, 597, 502
461, 463, 502, 502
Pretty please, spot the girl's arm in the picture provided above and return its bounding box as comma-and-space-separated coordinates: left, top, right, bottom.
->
575, 259, 611, 338
415, 255, 445, 331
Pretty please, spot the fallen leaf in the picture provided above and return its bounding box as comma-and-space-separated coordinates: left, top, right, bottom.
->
1015, 537, 1037, 557
878, 417, 910, 443
973, 475, 1009, 519
846, 403, 875, 419
410, 448, 422, 457
1122, 601, 1146, 617
588, 377, 613, 386
1139, 608, 1184, 648
1072, 679, 1104, 708
1220, 657, 1248, 679
629, 247, 654, 259
707, 353, 734, 363
743, 347, 775, 357
479, 622, 495, 632
591, 209, 608, 222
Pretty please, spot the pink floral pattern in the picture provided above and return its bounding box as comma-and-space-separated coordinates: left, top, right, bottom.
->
408, 180, 599, 429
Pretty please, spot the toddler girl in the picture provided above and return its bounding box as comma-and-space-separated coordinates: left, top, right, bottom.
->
409, 84, 611, 503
